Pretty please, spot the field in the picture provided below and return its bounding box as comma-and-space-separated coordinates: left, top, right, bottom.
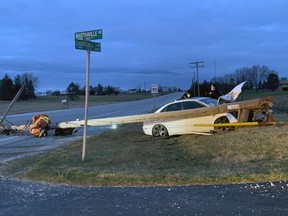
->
1, 90, 288, 186
0, 92, 155, 115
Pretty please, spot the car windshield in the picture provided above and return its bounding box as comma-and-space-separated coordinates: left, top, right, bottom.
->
198, 98, 218, 107
182, 101, 205, 109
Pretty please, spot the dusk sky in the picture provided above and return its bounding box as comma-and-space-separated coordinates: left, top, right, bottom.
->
1, 0, 288, 92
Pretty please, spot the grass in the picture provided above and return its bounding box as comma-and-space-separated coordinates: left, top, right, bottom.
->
2, 123, 288, 186
240, 89, 288, 100
1, 90, 288, 186
0, 92, 156, 115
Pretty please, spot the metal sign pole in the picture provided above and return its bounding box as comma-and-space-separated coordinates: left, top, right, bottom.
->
153, 94, 156, 111
82, 49, 91, 162
75, 29, 102, 161
151, 84, 158, 111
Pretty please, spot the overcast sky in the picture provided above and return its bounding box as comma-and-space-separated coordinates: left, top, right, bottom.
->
1, 0, 288, 92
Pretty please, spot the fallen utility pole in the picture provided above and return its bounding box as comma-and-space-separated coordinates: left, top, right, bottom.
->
0, 84, 26, 125
56, 97, 273, 129
194, 121, 288, 128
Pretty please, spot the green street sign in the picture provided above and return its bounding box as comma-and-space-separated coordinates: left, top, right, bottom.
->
75, 29, 102, 41
75, 40, 101, 52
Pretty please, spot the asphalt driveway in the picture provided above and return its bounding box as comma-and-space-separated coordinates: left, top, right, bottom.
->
1, 177, 288, 215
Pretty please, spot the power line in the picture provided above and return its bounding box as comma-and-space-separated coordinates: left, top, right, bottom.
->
190, 61, 205, 96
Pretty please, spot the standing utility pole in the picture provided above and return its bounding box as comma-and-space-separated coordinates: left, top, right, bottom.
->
214, 58, 217, 78
190, 61, 205, 96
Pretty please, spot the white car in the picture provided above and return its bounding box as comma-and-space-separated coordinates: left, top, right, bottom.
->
143, 97, 238, 137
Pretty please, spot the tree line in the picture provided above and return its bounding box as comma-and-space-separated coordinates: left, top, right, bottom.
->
211, 65, 279, 90
191, 65, 280, 96
0, 73, 37, 101
63, 82, 121, 100
63, 83, 183, 100
0, 64, 281, 101
63, 82, 182, 99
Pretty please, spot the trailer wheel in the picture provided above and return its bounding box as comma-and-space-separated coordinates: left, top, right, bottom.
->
152, 124, 169, 137
214, 116, 232, 133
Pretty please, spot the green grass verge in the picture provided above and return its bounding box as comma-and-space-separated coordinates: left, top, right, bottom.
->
3, 123, 288, 186
240, 89, 288, 100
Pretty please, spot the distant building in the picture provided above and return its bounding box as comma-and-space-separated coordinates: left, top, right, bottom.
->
36, 92, 47, 96
60, 91, 68, 95
278, 77, 288, 91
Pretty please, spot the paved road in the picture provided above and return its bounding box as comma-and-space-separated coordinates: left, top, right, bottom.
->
0, 93, 182, 163
1, 177, 288, 215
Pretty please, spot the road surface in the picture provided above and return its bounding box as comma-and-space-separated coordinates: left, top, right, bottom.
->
1, 177, 288, 215
0, 93, 182, 163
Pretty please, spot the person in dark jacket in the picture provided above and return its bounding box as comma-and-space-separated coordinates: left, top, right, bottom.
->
207, 84, 221, 100
179, 89, 194, 100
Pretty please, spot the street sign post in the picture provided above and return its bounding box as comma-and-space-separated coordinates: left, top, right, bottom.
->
75, 40, 101, 52
151, 84, 158, 111
151, 84, 159, 94
75, 29, 102, 41
75, 29, 102, 162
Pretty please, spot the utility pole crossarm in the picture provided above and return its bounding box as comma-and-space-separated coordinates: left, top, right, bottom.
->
190, 61, 205, 65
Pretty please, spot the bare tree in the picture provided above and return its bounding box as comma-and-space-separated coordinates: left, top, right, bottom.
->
234, 67, 250, 83
248, 65, 270, 91
210, 65, 278, 91
20, 73, 39, 89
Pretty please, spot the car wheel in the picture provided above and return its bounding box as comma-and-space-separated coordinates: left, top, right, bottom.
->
214, 116, 232, 133
152, 124, 169, 137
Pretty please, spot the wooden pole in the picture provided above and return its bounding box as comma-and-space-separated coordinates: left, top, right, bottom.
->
58, 97, 273, 129
0, 84, 26, 125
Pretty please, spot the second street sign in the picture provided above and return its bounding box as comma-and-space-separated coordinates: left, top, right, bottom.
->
75, 40, 101, 52
75, 29, 102, 41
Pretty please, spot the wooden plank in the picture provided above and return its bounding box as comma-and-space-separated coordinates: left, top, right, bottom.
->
57, 97, 273, 129
238, 109, 251, 122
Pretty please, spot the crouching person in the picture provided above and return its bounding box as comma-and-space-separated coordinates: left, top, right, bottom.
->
29, 114, 51, 137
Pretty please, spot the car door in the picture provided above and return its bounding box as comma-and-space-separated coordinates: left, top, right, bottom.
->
163, 101, 208, 135
161, 102, 185, 135
181, 101, 212, 133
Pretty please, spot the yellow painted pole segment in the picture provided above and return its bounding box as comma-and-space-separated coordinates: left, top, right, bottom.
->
194, 122, 259, 127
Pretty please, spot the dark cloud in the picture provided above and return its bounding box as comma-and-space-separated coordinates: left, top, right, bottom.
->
0, 0, 288, 91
